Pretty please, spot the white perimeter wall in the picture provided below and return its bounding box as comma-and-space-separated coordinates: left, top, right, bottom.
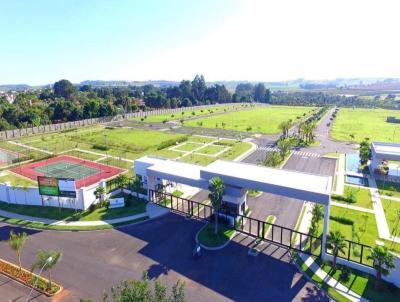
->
0, 181, 101, 211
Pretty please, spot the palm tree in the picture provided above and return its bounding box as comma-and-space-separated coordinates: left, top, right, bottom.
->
367, 245, 395, 290
8, 231, 30, 273
94, 186, 105, 207
277, 139, 291, 160
208, 177, 225, 235
115, 174, 129, 197
131, 176, 142, 199
326, 231, 346, 271
32, 249, 62, 289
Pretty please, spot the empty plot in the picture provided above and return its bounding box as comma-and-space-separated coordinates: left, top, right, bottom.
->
185, 106, 314, 134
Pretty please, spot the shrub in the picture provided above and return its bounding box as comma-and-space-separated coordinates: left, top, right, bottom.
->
92, 144, 109, 151
191, 111, 195, 116
330, 215, 354, 225
340, 266, 351, 282
157, 136, 189, 150
162, 119, 167, 124
246, 126, 252, 131
88, 203, 96, 212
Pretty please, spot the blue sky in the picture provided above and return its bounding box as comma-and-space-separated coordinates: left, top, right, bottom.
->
1, 0, 399, 85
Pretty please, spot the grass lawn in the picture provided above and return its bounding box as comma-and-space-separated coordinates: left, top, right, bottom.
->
62, 149, 103, 161
332, 185, 373, 209
317, 258, 400, 302
0, 197, 147, 222
180, 141, 251, 165
188, 136, 216, 144
132, 105, 239, 123
376, 180, 400, 198
381, 198, 400, 236
0, 172, 36, 187
331, 108, 400, 142
195, 144, 226, 155
172, 190, 184, 197
197, 222, 235, 247
174, 142, 202, 152
185, 106, 315, 134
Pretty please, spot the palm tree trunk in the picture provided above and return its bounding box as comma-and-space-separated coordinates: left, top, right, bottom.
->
17, 252, 21, 273
214, 212, 218, 235
333, 254, 337, 271
49, 270, 52, 289
375, 270, 381, 290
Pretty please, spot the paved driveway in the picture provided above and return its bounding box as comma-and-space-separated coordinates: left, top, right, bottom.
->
0, 214, 332, 302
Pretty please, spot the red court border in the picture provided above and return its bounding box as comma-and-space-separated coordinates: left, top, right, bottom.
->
11, 155, 126, 189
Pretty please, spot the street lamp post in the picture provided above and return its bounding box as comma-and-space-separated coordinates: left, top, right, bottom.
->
26, 256, 53, 302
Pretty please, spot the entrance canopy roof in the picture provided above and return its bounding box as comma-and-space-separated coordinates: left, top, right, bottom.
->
372, 142, 400, 158
135, 156, 332, 205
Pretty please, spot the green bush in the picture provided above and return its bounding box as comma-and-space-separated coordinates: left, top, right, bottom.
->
92, 144, 109, 151
330, 215, 354, 225
156, 136, 189, 150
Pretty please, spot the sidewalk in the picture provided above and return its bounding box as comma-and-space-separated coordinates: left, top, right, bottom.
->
0, 203, 168, 227
333, 154, 345, 195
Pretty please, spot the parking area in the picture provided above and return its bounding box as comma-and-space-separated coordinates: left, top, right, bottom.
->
0, 214, 331, 302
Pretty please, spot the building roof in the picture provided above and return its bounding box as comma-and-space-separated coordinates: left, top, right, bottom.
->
135, 156, 332, 204
372, 142, 400, 156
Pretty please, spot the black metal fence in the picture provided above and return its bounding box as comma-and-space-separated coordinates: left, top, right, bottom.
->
325, 239, 374, 267
149, 190, 322, 257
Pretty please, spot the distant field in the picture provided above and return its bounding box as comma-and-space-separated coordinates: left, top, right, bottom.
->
331, 108, 400, 142
185, 106, 315, 134
133, 104, 242, 123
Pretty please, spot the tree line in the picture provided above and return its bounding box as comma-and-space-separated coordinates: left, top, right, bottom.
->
0, 75, 272, 130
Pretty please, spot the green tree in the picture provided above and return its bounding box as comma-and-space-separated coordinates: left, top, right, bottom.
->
53, 79, 76, 99
253, 83, 266, 102
359, 138, 371, 166
131, 175, 142, 199
262, 151, 282, 167
277, 139, 291, 160
101, 272, 186, 302
367, 246, 395, 290
208, 177, 225, 235
326, 231, 346, 271
115, 174, 129, 197
94, 186, 105, 207
8, 231, 30, 273
309, 204, 324, 236
31, 249, 62, 289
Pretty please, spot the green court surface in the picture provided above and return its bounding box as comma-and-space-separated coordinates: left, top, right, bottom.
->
185, 106, 315, 134
34, 161, 99, 180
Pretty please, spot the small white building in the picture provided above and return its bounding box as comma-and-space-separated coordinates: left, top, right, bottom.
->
371, 142, 400, 177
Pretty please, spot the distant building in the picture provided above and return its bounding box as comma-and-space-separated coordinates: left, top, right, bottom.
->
386, 116, 400, 124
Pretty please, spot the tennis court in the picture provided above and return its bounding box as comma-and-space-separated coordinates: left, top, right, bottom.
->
11, 155, 125, 188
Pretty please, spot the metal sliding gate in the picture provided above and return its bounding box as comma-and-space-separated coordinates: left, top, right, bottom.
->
149, 189, 322, 257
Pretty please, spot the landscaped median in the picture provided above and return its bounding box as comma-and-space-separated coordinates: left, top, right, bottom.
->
0, 258, 62, 296
196, 222, 236, 250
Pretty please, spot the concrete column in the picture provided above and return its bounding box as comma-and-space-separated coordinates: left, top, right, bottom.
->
321, 202, 330, 259
147, 176, 156, 200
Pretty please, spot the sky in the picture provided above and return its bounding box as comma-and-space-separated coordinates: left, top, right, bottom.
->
0, 0, 400, 85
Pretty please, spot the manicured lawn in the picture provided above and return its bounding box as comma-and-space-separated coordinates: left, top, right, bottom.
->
0, 172, 36, 187
197, 222, 235, 247
0, 197, 147, 221
174, 142, 202, 152
331, 108, 400, 142
185, 106, 315, 134
188, 136, 216, 144
196, 144, 226, 155
317, 259, 400, 302
332, 186, 373, 209
381, 198, 400, 236
132, 105, 238, 123
376, 180, 400, 198
171, 190, 184, 197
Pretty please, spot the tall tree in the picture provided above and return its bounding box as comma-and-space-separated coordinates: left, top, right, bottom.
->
367, 246, 395, 290
191, 75, 207, 102
8, 231, 30, 273
359, 138, 371, 166
31, 249, 62, 289
253, 83, 266, 102
53, 79, 76, 99
208, 177, 225, 234
326, 231, 346, 271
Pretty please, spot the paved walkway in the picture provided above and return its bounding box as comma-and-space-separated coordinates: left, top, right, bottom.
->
333, 154, 345, 195
330, 201, 375, 214
0, 203, 168, 227
368, 176, 392, 239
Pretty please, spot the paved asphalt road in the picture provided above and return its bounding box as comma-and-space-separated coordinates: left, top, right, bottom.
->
0, 215, 332, 302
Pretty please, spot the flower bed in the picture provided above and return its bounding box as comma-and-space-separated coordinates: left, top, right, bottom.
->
0, 258, 62, 296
